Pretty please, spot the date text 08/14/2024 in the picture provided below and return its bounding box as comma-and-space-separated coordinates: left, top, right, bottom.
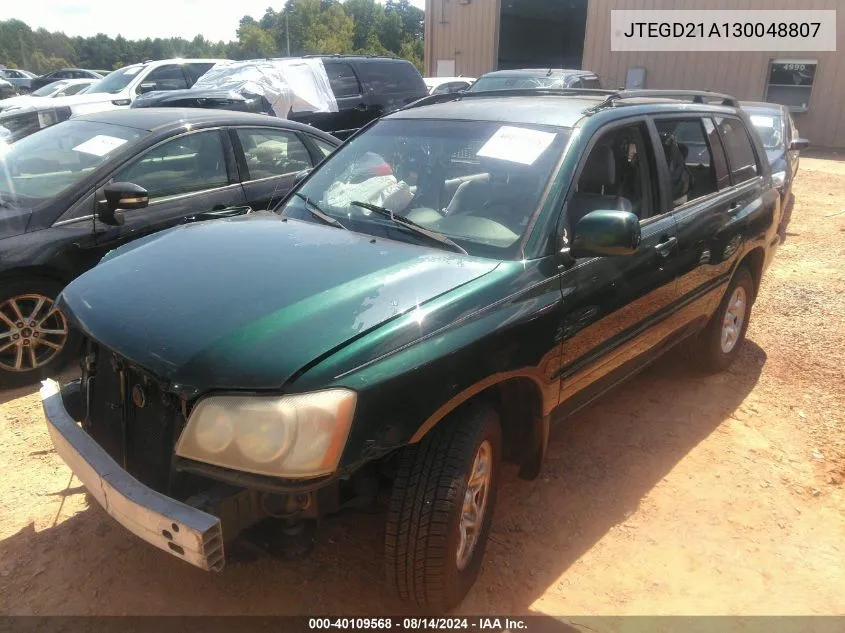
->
308, 618, 528, 630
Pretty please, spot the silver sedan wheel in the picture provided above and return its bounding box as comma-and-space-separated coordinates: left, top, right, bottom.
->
0, 294, 68, 373
456, 439, 493, 571
720, 286, 747, 354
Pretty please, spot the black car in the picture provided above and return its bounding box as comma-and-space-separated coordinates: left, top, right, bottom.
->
132, 55, 428, 140
41, 89, 781, 610
30, 68, 104, 92
0, 108, 340, 386
469, 68, 602, 92
741, 101, 809, 234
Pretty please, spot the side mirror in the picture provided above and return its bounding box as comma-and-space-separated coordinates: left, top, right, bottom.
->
789, 138, 810, 152
138, 82, 157, 94
569, 210, 641, 258
99, 182, 149, 226
293, 168, 312, 187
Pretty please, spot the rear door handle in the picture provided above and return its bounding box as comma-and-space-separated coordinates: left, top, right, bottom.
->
654, 236, 678, 257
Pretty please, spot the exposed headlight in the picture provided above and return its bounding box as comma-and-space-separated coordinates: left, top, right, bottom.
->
772, 170, 786, 189
175, 389, 357, 479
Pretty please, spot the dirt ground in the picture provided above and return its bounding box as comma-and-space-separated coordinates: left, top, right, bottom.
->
1, 156, 843, 617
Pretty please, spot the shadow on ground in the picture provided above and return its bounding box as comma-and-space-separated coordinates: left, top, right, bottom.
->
0, 341, 765, 615
0, 367, 80, 406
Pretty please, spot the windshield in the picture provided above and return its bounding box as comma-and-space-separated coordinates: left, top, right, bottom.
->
0, 120, 146, 205
277, 118, 570, 259
470, 75, 565, 92
748, 112, 784, 150
85, 64, 144, 95
32, 81, 68, 97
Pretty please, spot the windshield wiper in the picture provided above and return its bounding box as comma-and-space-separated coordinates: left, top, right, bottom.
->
294, 193, 348, 231
349, 201, 467, 255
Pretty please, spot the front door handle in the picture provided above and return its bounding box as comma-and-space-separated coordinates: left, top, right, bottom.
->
353, 103, 367, 112
729, 200, 744, 214
654, 236, 678, 257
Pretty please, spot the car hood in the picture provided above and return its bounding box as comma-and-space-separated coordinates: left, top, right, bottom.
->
60, 212, 499, 396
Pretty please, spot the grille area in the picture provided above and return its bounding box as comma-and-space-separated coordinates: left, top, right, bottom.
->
85, 345, 185, 494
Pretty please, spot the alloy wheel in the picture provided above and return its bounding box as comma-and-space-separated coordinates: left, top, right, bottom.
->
456, 439, 493, 571
0, 294, 68, 373
720, 286, 747, 354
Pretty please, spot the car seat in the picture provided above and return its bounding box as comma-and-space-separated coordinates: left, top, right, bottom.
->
567, 145, 632, 229
661, 133, 691, 206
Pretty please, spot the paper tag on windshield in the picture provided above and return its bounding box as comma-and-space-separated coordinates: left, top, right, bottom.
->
73, 135, 128, 157
750, 115, 775, 128
477, 125, 556, 165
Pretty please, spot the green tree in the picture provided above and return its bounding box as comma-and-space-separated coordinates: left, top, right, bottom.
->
0, 4, 426, 76
237, 23, 276, 59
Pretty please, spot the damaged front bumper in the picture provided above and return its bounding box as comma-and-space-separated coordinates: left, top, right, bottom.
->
40, 378, 225, 571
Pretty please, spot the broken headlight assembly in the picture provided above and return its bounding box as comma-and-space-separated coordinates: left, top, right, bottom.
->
175, 389, 357, 479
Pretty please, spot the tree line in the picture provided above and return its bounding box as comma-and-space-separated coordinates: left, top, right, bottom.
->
0, 0, 424, 76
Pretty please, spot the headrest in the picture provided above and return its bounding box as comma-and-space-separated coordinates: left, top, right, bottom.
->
579, 145, 616, 191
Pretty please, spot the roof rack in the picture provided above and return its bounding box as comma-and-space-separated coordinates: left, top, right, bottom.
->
397, 87, 740, 115
399, 87, 617, 112
588, 89, 739, 112
301, 53, 400, 60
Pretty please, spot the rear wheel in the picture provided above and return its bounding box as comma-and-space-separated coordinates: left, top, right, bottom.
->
0, 277, 80, 388
385, 401, 501, 612
695, 266, 754, 373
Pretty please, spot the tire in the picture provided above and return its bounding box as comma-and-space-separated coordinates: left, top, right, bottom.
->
0, 276, 81, 389
695, 265, 754, 374
385, 401, 502, 612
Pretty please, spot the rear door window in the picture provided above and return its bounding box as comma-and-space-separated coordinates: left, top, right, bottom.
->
654, 117, 729, 208
715, 117, 759, 184
141, 64, 190, 92
235, 128, 313, 181
324, 62, 362, 98
357, 61, 426, 95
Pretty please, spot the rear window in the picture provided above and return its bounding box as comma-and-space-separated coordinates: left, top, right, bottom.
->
357, 60, 426, 95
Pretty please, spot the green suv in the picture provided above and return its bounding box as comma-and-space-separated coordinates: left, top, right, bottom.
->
41, 89, 781, 611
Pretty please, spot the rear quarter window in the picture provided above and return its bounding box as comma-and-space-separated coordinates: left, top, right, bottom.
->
357, 60, 426, 95
715, 117, 760, 184
186, 63, 216, 84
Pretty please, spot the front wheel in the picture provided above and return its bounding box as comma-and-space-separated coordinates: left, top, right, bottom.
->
695, 265, 754, 373
385, 401, 502, 612
0, 277, 80, 388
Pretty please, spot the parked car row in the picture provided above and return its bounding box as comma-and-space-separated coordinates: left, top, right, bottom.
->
0, 78, 97, 114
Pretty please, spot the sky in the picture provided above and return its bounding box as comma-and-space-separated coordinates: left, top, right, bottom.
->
1, 0, 426, 43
